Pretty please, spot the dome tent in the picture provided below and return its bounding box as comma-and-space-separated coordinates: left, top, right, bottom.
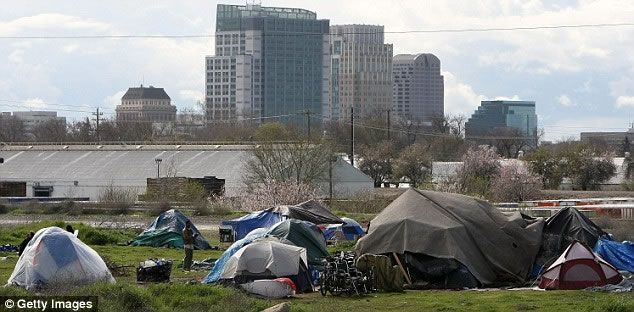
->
8, 227, 115, 291
218, 240, 313, 293
539, 240, 622, 290
322, 217, 366, 241
266, 219, 329, 265
132, 209, 210, 249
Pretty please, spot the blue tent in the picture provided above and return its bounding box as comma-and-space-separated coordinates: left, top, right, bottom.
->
322, 217, 366, 241
594, 239, 634, 272
222, 210, 282, 241
202, 228, 269, 284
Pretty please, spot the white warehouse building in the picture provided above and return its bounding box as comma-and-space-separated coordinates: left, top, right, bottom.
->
0, 144, 373, 200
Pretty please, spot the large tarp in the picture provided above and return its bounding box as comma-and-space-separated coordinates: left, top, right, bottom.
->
271, 200, 344, 225
222, 210, 282, 241
8, 227, 115, 290
594, 239, 634, 273
267, 219, 329, 265
355, 189, 544, 286
131, 209, 210, 249
533, 207, 607, 274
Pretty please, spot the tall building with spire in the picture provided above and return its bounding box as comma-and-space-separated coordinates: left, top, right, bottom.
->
327, 25, 393, 121
205, 4, 330, 126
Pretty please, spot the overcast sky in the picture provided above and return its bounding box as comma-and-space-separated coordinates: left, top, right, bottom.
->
1, 0, 633, 141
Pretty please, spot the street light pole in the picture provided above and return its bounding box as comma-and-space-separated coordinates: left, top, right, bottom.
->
155, 158, 162, 179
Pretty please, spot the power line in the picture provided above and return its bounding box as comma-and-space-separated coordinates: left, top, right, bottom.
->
0, 22, 633, 40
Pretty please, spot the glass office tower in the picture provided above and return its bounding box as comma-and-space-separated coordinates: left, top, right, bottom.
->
206, 4, 330, 126
465, 100, 538, 139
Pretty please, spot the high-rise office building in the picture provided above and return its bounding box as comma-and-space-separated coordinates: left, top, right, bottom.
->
205, 4, 330, 125
392, 54, 444, 125
465, 100, 537, 139
327, 25, 393, 121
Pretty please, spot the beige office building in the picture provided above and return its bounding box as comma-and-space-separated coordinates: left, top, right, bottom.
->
328, 25, 393, 121
116, 85, 176, 123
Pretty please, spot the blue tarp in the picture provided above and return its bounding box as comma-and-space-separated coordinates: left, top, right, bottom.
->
323, 217, 366, 240
222, 210, 282, 241
594, 239, 634, 272
201, 228, 269, 284
132, 209, 210, 249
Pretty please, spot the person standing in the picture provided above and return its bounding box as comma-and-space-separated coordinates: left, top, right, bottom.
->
18, 232, 35, 256
182, 221, 197, 270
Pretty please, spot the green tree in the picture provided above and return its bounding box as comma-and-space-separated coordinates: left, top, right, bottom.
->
560, 145, 616, 190
525, 147, 564, 189
393, 143, 432, 187
254, 122, 291, 142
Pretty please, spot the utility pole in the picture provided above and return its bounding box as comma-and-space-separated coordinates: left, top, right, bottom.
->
386, 109, 391, 141
305, 109, 311, 140
92, 108, 103, 142
350, 106, 354, 166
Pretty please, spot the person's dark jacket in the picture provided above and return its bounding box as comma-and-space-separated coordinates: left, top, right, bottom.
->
18, 236, 33, 256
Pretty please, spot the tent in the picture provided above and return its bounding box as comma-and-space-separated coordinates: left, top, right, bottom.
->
222, 200, 342, 241
322, 217, 366, 241
594, 239, 634, 273
221, 210, 282, 241
8, 227, 115, 290
539, 241, 622, 290
533, 207, 607, 275
131, 209, 210, 249
218, 240, 313, 292
355, 188, 544, 287
202, 228, 269, 284
267, 219, 329, 265
271, 200, 344, 225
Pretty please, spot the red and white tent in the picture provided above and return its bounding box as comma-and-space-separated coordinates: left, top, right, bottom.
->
539, 240, 622, 290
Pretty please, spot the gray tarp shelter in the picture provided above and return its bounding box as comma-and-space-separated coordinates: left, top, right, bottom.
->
270, 200, 344, 225
355, 189, 544, 286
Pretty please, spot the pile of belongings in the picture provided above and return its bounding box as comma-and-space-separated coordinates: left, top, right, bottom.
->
136, 259, 173, 283
355, 189, 544, 289
7, 227, 115, 291
216, 240, 313, 295
222, 200, 343, 241
131, 209, 210, 249
322, 217, 366, 241
538, 240, 622, 290
0, 245, 18, 252
240, 278, 297, 299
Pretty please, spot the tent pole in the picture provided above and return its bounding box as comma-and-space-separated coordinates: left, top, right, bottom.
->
392, 252, 412, 285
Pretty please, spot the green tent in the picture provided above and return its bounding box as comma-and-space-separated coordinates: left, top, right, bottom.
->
131, 209, 210, 249
266, 219, 328, 265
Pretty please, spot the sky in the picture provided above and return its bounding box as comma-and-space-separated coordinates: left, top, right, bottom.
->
1, 0, 633, 141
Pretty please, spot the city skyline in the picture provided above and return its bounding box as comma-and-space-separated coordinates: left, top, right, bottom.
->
1, 0, 633, 141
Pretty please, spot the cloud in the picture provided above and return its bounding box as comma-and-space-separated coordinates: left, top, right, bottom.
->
443, 71, 483, 115
0, 13, 111, 35
493, 95, 521, 101
178, 90, 204, 105
557, 94, 574, 107
616, 96, 634, 108
23, 98, 46, 110
103, 90, 126, 110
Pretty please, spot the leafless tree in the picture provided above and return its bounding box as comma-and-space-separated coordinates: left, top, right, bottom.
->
32, 119, 67, 142
0, 115, 26, 142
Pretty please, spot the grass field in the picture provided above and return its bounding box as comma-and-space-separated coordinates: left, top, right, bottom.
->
0, 221, 632, 312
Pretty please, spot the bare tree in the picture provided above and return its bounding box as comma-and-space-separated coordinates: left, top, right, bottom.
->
32, 119, 67, 142
0, 115, 26, 142
358, 141, 395, 187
